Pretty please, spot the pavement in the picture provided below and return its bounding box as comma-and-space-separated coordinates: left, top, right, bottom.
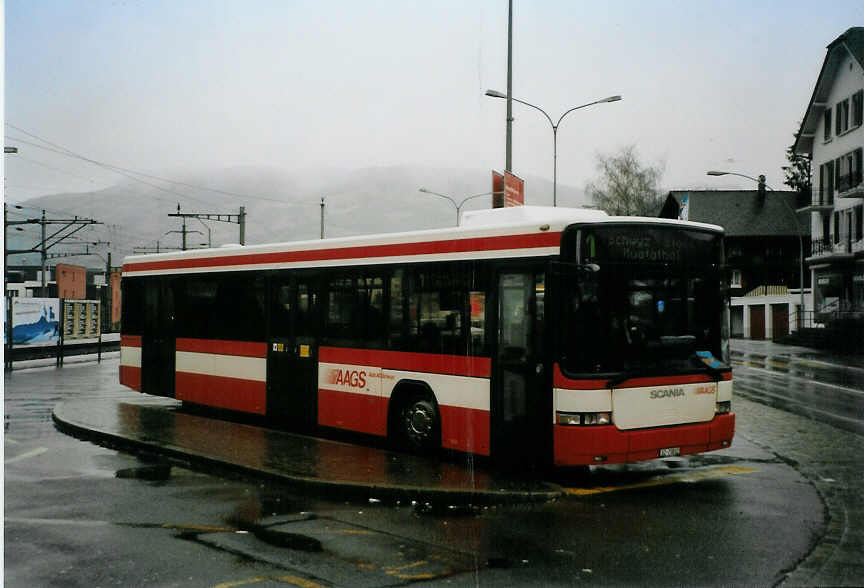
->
47, 338, 864, 584
52, 393, 563, 506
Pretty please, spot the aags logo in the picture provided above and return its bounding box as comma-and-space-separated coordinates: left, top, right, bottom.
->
329, 368, 367, 389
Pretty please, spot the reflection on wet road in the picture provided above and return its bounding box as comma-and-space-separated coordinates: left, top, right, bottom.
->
731, 340, 864, 435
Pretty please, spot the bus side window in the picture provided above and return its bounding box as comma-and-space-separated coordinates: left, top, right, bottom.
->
121, 278, 144, 335
414, 266, 466, 355
388, 269, 407, 349
325, 273, 385, 348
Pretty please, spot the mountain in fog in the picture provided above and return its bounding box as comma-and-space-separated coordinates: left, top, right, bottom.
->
10, 165, 587, 268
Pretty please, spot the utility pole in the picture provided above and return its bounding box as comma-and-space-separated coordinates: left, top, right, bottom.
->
168, 205, 248, 248
320, 197, 325, 239
505, 0, 513, 172
6, 211, 102, 297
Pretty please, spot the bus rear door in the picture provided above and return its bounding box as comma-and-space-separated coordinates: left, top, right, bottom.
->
140, 279, 176, 398
267, 276, 319, 431
492, 269, 551, 468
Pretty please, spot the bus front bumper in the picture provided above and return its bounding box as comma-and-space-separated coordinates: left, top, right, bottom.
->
553, 413, 735, 467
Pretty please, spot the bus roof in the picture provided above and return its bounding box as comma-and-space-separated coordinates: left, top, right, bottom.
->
122, 206, 724, 277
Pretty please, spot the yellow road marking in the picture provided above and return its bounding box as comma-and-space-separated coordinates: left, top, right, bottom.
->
386, 560, 428, 572
564, 465, 758, 496
212, 574, 328, 588
5, 446, 48, 464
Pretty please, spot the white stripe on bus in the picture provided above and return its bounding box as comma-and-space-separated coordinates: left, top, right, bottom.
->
119, 345, 142, 368
319, 362, 490, 411
175, 351, 266, 382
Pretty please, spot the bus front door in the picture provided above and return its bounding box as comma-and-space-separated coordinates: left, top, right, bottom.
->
492, 270, 550, 469
267, 278, 318, 431
140, 279, 176, 398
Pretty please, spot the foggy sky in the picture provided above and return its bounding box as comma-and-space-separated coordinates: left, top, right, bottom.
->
5, 0, 864, 204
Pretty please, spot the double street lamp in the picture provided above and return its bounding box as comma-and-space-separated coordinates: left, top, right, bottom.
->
418, 188, 495, 226
706, 170, 807, 321
485, 90, 621, 207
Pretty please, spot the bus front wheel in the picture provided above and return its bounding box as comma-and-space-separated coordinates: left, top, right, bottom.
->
399, 395, 441, 452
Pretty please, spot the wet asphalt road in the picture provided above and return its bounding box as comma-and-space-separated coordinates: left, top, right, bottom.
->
731, 339, 864, 435
4, 345, 862, 586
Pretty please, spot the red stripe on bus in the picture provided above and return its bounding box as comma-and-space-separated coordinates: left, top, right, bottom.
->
119, 365, 141, 391
317, 388, 388, 436
553, 363, 732, 389
320, 347, 491, 378
439, 405, 491, 456
121, 335, 142, 348
175, 372, 266, 415
122, 231, 562, 273
553, 413, 735, 466
175, 338, 267, 358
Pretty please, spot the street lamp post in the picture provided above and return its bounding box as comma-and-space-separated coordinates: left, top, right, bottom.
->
418, 188, 495, 226
485, 90, 621, 206
706, 170, 807, 325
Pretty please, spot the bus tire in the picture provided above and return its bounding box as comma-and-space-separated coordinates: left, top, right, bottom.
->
393, 390, 441, 453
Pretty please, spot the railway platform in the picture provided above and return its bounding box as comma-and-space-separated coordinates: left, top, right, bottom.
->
52, 393, 563, 505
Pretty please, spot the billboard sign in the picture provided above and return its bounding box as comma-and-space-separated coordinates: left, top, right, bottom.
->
492, 170, 505, 208
503, 171, 524, 207
63, 299, 102, 340
9, 298, 61, 345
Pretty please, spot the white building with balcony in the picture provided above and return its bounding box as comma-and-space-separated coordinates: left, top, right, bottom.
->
794, 27, 864, 321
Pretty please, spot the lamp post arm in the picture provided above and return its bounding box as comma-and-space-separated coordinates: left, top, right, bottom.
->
419, 189, 458, 211
556, 99, 606, 128
712, 170, 762, 186
509, 97, 555, 129
457, 192, 494, 211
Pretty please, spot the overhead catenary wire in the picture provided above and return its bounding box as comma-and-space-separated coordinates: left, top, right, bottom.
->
5, 123, 305, 207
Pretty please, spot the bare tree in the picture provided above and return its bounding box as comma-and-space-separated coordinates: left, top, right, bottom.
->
585, 145, 665, 216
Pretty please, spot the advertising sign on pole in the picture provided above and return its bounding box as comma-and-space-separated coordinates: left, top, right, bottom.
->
503, 171, 525, 207
492, 170, 505, 208
10, 298, 60, 345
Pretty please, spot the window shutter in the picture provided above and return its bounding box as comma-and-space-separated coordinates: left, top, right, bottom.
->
854, 90, 863, 127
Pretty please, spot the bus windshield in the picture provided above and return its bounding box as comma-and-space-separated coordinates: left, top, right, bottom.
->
558, 224, 729, 377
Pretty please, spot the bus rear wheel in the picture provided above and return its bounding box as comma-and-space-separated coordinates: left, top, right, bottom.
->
399, 395, 440, 452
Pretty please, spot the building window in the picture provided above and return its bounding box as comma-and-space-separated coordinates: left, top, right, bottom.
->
819, 161, 835, 204
855, 205, 863, 241
834, 212, 840, 244
730, 269, 742, 288
836, 98, 850, 135
853, 90, 863, 128
824, 108, 832, 140
835, 148, 863, 193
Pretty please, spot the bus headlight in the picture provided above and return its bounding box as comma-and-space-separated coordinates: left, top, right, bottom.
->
715, 401, 731, 415
556, 411, 612, 426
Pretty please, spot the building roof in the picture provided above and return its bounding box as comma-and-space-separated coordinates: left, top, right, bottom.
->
660, 191, 807, 237
794, 27, 864, 156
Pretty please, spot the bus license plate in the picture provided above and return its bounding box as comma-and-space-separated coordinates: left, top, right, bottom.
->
659, 447, 680, 457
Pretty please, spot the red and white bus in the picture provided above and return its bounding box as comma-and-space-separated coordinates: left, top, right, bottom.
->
119, 206, 734, 467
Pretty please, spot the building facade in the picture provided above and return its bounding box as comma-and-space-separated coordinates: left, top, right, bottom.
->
794, 27, 864, 322
660, 190, 810, 340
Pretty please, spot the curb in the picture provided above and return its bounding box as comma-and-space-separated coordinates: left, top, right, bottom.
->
52, 401, 564, 506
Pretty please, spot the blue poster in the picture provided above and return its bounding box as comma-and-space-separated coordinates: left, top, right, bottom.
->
10, 298, 61, 345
